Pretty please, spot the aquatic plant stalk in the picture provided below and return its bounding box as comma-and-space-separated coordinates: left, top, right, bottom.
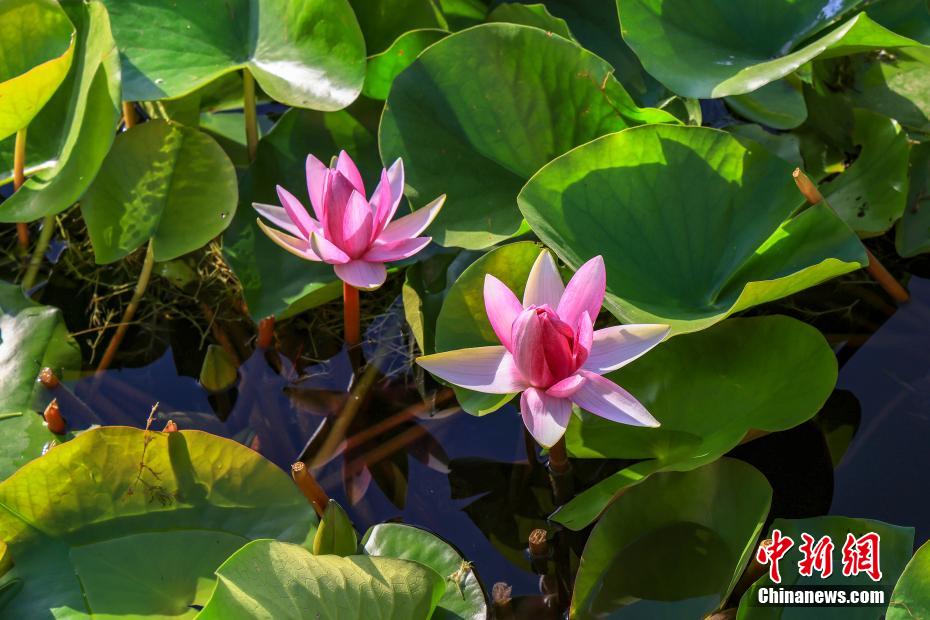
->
122, 101, 137, 129
243, 69, 258, 162
291, 461, 329, 517
793, 168, 909, 303
343, 282, 360, 348
13, 128, 28, 251
96, 241, 156, 372
547, 437, 575, 505
21, 215, 56, 291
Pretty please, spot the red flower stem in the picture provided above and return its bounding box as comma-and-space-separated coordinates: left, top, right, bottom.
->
343, 282, 361, 348
13, 128, 28, 251
546, 437, 574, 505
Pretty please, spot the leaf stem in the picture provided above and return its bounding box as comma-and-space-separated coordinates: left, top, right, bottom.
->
122, 101, 137, 129
21, 214, 56, 292
546, 437, 574, 505
96, 241, 156, 373
291, 461, 329, 517
242, 69, 258, 162
13, 128, 28, 251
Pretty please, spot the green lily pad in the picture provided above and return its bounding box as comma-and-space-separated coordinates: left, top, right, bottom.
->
223, 99, 383, 319
81, 119, 238, 264
726, 77, 807, 130
572, 458, 772, 619
197, 540, 445, 619
728, 124, 803, 165
738, 516, 914, 619
0, 0, 75, 140
486, 3, 574, 39
402, 248, 477, 354
0, 0, 120, 223
888, 539, 930, 619
554, 315, 837, 530
819, 108, 909, 237
843, 52, 930, 134
518, 124, 867, 335
0, 281, 81, 481
380, 23, 678, 249
349, 0, 446, 55
363, 522, 487, 620
618, 0, 930, 98
0, 427, 318, 618
896, 141, 930, 257
104, 0, 365, 110
362, 29, 448, 100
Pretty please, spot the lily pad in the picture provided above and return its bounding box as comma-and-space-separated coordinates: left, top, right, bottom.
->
618, 0, 930, 98
572, 459, 772, 619
896, 141, 930, 257
888, 539, 930, 619
843, 52, 930, 133
197, 540, 445, 619
726, 77, 807, 130
518, 124, 867, 334
104, 0, 365, 110
380, 23, 678, 249
363, 522, 487, 620
486, 3, 573, 39
554, 315, 837, 530
349, 0, 446, 54
0, 0, 75, 140
81, 119, 238, 264
0, 0, 120, 223
738, 516, 914, 619
0, 427, 318, 618
0, 281, 81, 481
362, 29, 448, 100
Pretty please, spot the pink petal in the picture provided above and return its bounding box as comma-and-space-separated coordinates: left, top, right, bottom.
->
378, 194, 445, 244
369, 169, 393, 240
253, 202, 307, 238
306, 155, 330, 221
573, 311, 593, 370
484, 274, 523, 351
372, 158, 405, 233
363, 237, 431, 262
523, 250, 564, 309
570, 370, 659, 427
336, 150, 365, 195
334, 260, 388, 290
583, 324, 670, 375
546, 373, 586, 398
340, 190, 374, 258
416, 347, 527, 394
256, 219, 321, 261
511, 309, 554, 388
557, 256, 606, 329
310, 232, 350, 265
520, 387, 572, 448
276, 185, 317, 239
323, 172, 356, 242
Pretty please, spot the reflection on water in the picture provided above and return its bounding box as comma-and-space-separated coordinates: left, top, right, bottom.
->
832, 276, 930, 545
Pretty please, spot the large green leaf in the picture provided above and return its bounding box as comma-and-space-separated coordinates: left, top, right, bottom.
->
380, 23, 678, 249
726, 77, 807, 130
363, 523, 487, 620
888, 539, 930, 619
518, 124, 867, 335
362, 29, 448, 100
104, 0, 365, 110
738, 516, 914, 619
349, 0, 446, 54
572, 459, 772, 619
0, 282, 81, 481
618, 0, 930, 98
843, 52, 930, 134
81, 119, 238, 264
0, 0, 75, 140
486, 3, 573, 39
554, 315, 837, 530
223, 100, 382, 319
0, 427, 318, 618
197, 540, 445, 620
896, 141, 930, 257
0, 0, 120, 223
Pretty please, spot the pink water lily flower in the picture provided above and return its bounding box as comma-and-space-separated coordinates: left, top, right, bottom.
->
254, 151, 445, 290
417, 251, 670, 448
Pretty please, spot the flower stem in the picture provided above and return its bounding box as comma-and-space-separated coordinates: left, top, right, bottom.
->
13, 128, 28, 251
546, 437, 575, 505
343, 282, 361, 348
21, 214, 56, 292
291, 461, 329, 517
122, 101, 137, 129
242, 69, 258, 162
96, 241, 156, 372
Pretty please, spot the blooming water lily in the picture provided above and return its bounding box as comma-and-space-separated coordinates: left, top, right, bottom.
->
417, 251, 670, 447
254, 151, 445, 290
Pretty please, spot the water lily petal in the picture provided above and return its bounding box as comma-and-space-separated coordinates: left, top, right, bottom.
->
378, 194, 445, 244
511, 308, 554, 388
521, 387, 572, 448
523, 250, 564, 309
583, 324, 670, 375
253, 202, 308, 238
324, 171, 356, 242
276, 185, 317, 239
306, 154, 330, 221
571, 370, 659, 427
340, 190, 374, 258
546, 373, 586, 398
484, 274, 523, 351
417, 347, 526, 394
334, 260, 388, 290
371, 159, 405, 234
310, 232, 351, 265
256, 219, 321, 261
557, 256, 606, 329
364, 237, 431, 262
336, 150, 365, 195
